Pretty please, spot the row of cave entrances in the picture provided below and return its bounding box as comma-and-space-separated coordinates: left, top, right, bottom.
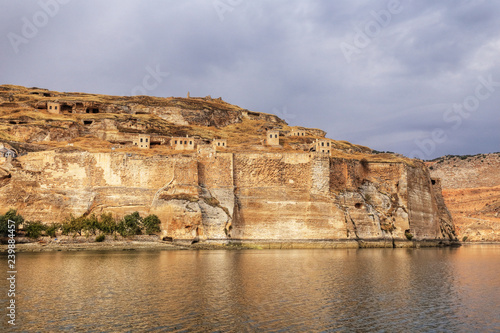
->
86, 107, 100, 113
66, 104, 100, 114
37, 102, 101, 114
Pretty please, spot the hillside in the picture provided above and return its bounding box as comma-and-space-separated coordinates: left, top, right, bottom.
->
0, 85, 412, 163
0, 85, 456, 247
428, 153, 500, 242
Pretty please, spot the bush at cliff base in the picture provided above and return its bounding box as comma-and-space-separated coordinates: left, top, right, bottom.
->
25, 221, 46, 239
0, 209, 24, 236
143, 214, 161, 234
117, 212, 143, 237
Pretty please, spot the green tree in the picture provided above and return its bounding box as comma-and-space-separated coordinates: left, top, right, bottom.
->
99, 212, 117, 234
61, 216, 73, 235
0, 209, 24, 236
25, 221, 46, 239
62, 214, 86, 236
83, 214, 99, 235
45, 224, 59, 238
143, 214, 161, 234
118, 212, 143, 237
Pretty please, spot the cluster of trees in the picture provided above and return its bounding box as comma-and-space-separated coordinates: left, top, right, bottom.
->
0, 210, 161, 239
61, 212, 161, 237
0, 209, 24, 235
0, 209, 52, 239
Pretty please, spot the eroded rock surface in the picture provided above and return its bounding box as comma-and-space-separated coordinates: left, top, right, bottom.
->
0, 151, 456, 246
0, 85, 457, 247
429, 153, 500, 242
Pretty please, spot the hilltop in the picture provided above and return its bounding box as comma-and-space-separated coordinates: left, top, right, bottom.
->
0, 85, 413, 164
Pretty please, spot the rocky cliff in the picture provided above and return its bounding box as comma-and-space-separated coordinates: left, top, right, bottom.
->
428, 153, 500, 242
0, 85, 457, 247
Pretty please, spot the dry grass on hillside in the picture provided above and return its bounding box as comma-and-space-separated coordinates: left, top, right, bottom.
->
0, 127, 15, 141
0, 85, 419, 165
0, 109, 76, 123
1, 84, 246, 112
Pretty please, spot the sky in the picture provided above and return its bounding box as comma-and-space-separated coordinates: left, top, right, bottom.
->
1, 0, 499, 159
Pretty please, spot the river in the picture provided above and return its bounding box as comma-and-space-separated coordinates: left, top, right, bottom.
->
2, 245, 499, 332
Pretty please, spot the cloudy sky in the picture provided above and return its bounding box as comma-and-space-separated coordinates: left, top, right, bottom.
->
1, 0, 499, 159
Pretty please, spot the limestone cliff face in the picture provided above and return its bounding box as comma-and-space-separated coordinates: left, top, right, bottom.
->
0, 150, 455, 246
428, 153, 500, 242
0, 85, 457, 246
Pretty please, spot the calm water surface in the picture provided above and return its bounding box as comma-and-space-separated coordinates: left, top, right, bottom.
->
1, 245, 500, 332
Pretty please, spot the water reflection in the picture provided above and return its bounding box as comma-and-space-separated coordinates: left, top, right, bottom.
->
1, 246, 498, 332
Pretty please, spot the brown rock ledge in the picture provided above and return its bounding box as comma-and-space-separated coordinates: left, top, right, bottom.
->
1, 237, 460, 253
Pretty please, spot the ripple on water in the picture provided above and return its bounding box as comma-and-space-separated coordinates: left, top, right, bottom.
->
1, 246, 498, 332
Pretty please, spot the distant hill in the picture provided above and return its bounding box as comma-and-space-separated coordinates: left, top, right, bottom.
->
428, 153, 500, 242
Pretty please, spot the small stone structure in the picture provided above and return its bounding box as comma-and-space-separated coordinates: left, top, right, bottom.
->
47, 102, 61, 114
315, 139, 332, 155
133, 134, 150, 149
0, 148, 17, 158
266, 130, 280, 146
42, 101, 99, 114
171, 136, 195, 150
286, 128, 307, 137
212, 139, 227, 149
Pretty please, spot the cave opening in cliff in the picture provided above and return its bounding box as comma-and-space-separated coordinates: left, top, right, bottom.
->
83, 120, 93, 125
86, 107, 99, 113
431, 179, 436, 185
61, 104, 73, 113
355, 203, 364, 209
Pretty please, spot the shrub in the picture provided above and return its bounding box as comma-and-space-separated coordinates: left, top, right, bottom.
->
99, 212, 117, 234
61, 221, 73, 235
95, 234, 106, 242
405, 230, 413, 240
143, 214, 161, 234
61, 215, 85, 236
61, 214, 101, 236
25, 221, 46, 239
462, 236, 468, 242
118, 212, 143, 237
83, 214, 100, 235
0, 209, 24, 236
60, 212, 160, 238
45, 224, 59, 238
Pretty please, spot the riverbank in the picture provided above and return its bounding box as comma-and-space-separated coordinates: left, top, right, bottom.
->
0, 235, 464, 252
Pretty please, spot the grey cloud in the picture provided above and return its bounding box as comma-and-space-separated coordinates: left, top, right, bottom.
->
0, 0, 499, 159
